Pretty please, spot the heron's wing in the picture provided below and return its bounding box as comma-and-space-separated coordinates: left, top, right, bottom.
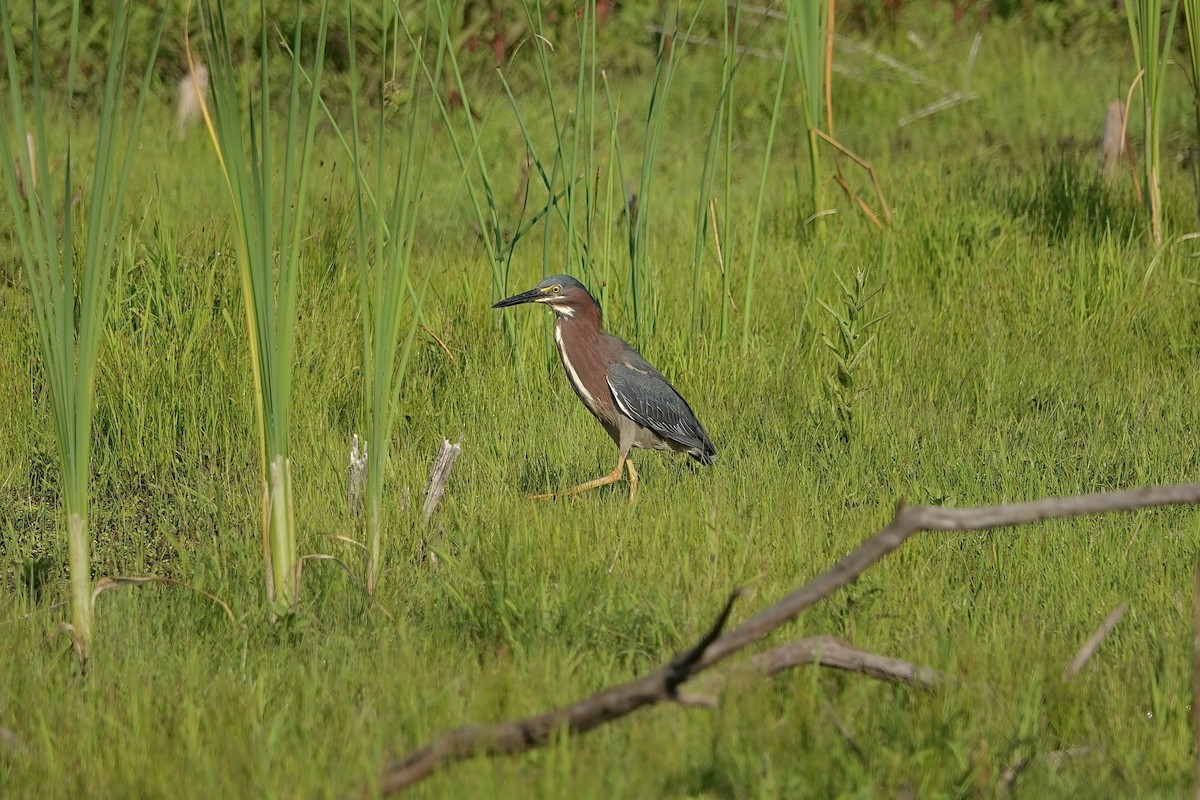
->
605, 355, 715, 462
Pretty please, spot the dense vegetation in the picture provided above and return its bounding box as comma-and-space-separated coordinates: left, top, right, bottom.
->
3, 2, 1200, 797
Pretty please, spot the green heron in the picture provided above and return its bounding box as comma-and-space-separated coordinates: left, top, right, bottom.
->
494, 274, 716, 499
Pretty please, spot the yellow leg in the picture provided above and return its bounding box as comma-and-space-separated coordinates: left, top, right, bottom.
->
531, 457, 628, 500
626, 459, 638, 501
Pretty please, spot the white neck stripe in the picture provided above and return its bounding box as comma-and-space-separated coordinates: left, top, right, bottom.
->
554, 323, 596, 408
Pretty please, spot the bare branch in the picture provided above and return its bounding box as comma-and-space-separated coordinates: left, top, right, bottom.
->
1062, 603, 1128, 682
666, 588, 744, 694
698, 485, 1200, 675
365, 482, 1200, 796
749, 635, 941, 688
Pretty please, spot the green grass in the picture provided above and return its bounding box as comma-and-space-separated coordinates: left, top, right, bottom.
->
3, 11, 1200, 798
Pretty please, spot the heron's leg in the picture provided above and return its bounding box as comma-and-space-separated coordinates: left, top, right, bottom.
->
625, 459, 639, 500
530, 456, 627, 500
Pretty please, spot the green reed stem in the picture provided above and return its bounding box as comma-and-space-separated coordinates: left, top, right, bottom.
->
199, 0, 329, 615
0, 0, 163, 659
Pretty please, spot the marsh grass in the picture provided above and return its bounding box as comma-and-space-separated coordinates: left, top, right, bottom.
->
3, 7, 1200, 799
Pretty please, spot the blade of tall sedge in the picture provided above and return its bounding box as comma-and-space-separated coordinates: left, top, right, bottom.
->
498, 15, 593, 279
787, 0, 826, 235
602, 95, 617, 321
600, 70, 631, 321
282, 37, 433, 341
432, 1, 503, 298
1184, 0, 1200, 228
579, 0, 597, 284
399, 6, 501, 298
346, 3, 376, 585
690, 0, 743, 335
1125, 0, 1152, 241
742, 18, 791, 357
630, 2, 705, 343
222, 0, 275, 599
721, 5, 739, 339
522, 0, 566, 264
1152, 1, 1178, 245
520, 0, 597, 281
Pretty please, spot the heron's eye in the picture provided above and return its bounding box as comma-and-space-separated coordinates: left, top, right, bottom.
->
549, 284, 562, 294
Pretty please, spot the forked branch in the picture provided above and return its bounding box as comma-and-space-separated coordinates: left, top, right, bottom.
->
364, 482, 1200, 796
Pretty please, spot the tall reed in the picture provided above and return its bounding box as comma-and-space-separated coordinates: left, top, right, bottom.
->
1182, 0, 1200, 229
786, 0, 829, 231
623, 4, 705, 342
742, 18, 792, 356
690, 1, 744, 337
346, 4, 430, 596
493, 1, 703, 343
196, 0, 329, 615
1125, 0, 1178, 245
0, 0, 163, 658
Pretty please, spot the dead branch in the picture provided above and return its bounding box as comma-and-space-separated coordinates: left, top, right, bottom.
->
365, 482, 1200, 796
1061, 603, 1128, 682
749, 635, 941, 688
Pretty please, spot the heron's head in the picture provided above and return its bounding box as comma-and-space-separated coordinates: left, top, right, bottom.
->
492, 275, 598, 319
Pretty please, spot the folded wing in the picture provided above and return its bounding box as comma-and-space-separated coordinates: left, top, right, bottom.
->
606, 356, 716, 465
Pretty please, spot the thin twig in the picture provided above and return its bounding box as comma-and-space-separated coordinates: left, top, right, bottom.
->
811, 127, 892, 226
363, 482, 1200, 795
421, 325, 457, 365
1062, 603, 1128, 682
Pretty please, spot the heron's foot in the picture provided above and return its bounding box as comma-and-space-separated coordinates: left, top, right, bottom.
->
529, 459, 629, 500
